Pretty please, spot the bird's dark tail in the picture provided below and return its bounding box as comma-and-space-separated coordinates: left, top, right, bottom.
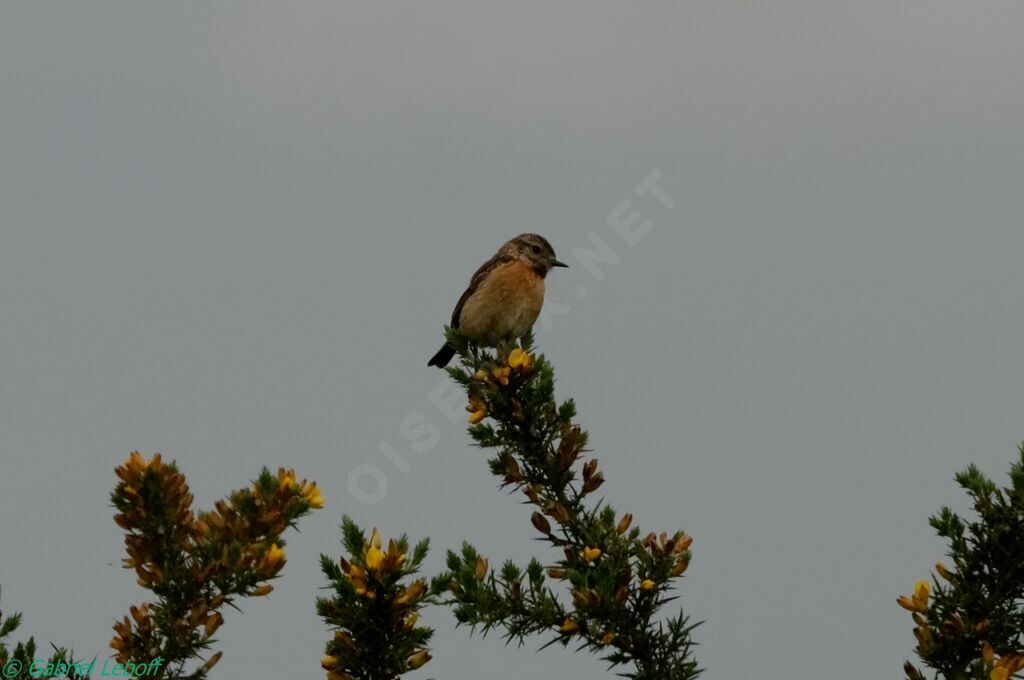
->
428, 343, 456, 368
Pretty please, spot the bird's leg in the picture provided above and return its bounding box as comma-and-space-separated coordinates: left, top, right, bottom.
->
492, 336, 509, 364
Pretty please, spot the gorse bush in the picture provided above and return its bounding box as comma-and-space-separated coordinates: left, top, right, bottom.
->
11, 337, 1024, 680
110, 453, 322, 679
901, 445, 1024, 680
429, 329, 700, 680
1, 453, 323, 680
317, 518, 434, 680
0, 588, 85, 680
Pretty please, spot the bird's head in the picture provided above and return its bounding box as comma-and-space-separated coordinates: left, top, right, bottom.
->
505, 233, 568, 275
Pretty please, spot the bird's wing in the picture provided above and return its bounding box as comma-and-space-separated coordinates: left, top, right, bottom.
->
451, 254, 506, 328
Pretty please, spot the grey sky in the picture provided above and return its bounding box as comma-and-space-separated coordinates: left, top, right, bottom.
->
2, 2, 1023, 678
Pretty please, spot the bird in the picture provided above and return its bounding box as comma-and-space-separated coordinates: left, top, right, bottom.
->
428, 233, 568, 368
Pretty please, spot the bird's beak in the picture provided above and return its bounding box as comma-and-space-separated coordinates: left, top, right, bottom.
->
552, 259, 569, 268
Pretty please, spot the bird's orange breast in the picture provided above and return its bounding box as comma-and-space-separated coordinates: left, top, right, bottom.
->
457, 260, 545, 343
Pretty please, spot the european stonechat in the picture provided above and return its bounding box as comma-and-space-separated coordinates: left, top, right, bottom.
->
428, 233, 568, 368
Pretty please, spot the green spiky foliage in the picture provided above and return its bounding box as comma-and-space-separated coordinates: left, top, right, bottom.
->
431, 328, 701, 680
0, 588, 88, 679
110, 454, 322, 679
317, 517, 434, 680
902, 445, 1024, 680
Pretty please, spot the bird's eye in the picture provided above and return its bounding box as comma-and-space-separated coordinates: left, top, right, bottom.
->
531, 245, 541, 254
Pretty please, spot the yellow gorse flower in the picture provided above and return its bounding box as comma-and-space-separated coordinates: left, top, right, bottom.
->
508, 348, 535, 372
466, 393, 489, 423
276, 468, 324, 509
358, 529, 409, 577
122, 450, 156, 474
991, 655, 1024, 680
394, 580, 427, 607
303, 481, 325, 508
407, 649, 431, 670
340, 558, 372, 598
385, 539, 408, 571
897, 579, 931, 613
277, 468, 298, 491
583, 546, 602, 562
491, 365, 511, 386
365, 545, 385, 572
259, 543, 286, 573
640, 579, 655, 591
